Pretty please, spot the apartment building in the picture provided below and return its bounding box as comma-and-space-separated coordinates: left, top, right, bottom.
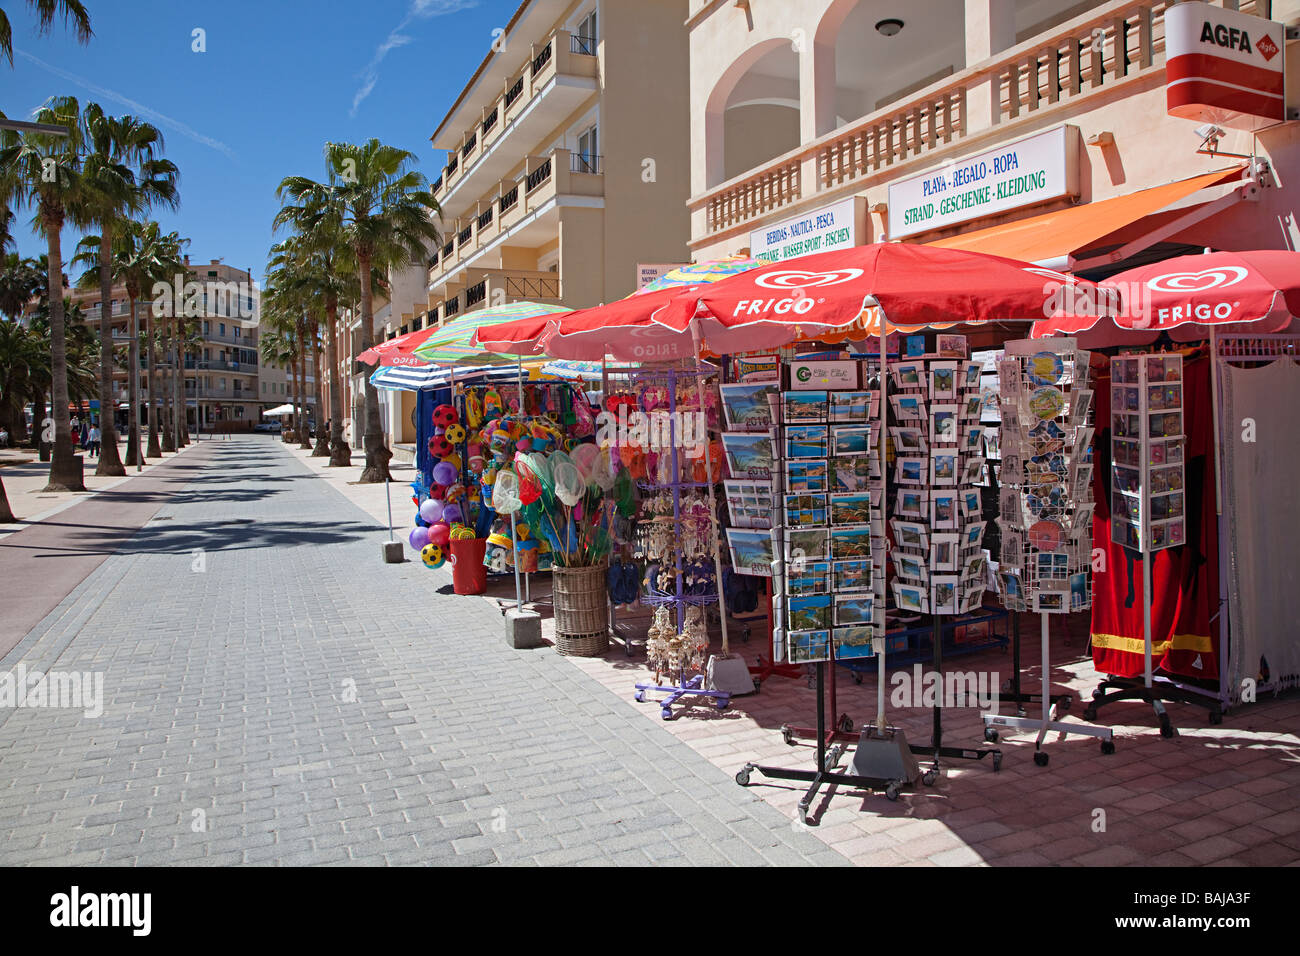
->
687, 0, 1297, 277
66, 258, 269, 432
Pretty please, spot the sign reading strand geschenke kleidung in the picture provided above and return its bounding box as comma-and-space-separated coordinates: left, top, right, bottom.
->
750, 196, 865, 263
888, 126, 1080, 239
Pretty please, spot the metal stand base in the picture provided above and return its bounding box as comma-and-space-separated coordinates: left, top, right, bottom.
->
635, 673, 730, 720
1083, 675, 1223, 735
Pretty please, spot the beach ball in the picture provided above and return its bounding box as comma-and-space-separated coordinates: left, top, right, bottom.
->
442, 502, 464, 524
432, 461, 458, 487
420, 543, 445, 569
432, 404, 458, 429
419, 498, 444, 523
408, 526, 431, 550
427, 521, 451, 547
429, 435, 453, 458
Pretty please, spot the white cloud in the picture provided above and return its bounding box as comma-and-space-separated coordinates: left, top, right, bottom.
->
350, 0, 480, 117
15, 49, 238, 161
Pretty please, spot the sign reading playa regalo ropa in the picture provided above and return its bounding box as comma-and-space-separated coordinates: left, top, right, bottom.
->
750, 196, 865, 263
1166, 1, 1285, 131
888, 126, 1080, 239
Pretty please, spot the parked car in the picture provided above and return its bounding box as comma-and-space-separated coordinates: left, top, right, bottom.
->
253, 421, 282, 433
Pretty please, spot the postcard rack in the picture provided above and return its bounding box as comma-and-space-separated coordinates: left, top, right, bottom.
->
984, 338, 1114, 763
630, 364, 730, 719
1083, 350, 1220, 731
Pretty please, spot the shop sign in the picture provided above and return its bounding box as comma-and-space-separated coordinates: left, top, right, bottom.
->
636, 263, 685, 289
788, 360, 859, 390
750, 197, 864, 263
1166, 1, 1285, 131
888, 126, 1080, 239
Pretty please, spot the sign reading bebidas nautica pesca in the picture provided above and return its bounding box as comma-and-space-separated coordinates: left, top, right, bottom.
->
888, 126, 1080, 239
750, 196, 865, 263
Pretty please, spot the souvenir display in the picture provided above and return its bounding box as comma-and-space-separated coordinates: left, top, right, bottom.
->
996, 338, 1094, 613
886, 347, 988, 616
1109, 353, 1186, 553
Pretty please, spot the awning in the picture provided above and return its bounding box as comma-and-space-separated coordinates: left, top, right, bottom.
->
928, 166, 1247, 271
262, 403, 295, 416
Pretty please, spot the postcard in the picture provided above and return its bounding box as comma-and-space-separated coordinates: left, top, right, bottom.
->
831, 425, 872, 456
830, 525, 874, 559
787, 560, 831, 596
720, 382, 780, 431
937, 334, 967, 359
891, 519, 928, 551
787, 629, 832, 664
963, 521, 987, 551
931, 491, 960, 529
1069, 571, 1089, 611
894, 581, 926, 614
896, 488, 926, 519
834, 594, 875, 626
786, 424, 829, 459
894, 552, 928, 582
892, 363, 922, 390
829, 456, 872, 492
931, 533, 960, 571
722, 432, 774, 479
784, 527, 828, 564
726, 528, 776, 577
931, 449, 959, 486
830, 492, 873, 526
931, 404, 959, 444
833, 626, 875, 660
930, 361, 959, 401
833, 559, 873, 593
961, 456, 985, 485
829, 390, 872, 423
890, 393, 925, 421
897, 456, 925, 485
932, 575, 960, 616
784, 492, 828, 527
785, 458, 828, 493
891, 426, 926, 455
788, 593, 832, 631
783, 390, 828, 424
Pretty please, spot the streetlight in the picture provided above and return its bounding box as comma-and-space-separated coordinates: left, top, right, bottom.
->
0, 119, 71, 135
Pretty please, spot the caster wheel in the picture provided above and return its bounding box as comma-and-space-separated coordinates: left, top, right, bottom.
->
1159, 719, 1174, 739
797, 805, 812, 826
1101, 739, 1116, 755
742, 626, 751, 644
983, 727, 999, 743
1209, 710, 1223, 725
1001, 678, 1012, 694
838, 714, 854, 733
752, 679, 761, 692
634, 691, 645, 703
992, 752, 1003, 772
885, 783, 902, 801
781, 725, 795, 746
922, 769, 939, 786
660, 709, 673, 720
1092, 688, 1104, 701
717, 700, 728, 711
1033, 751, 1049, 767
1082, 707, 1097, 722
735, 767, 751, 786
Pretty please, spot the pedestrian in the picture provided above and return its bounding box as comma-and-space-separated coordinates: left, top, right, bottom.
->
0, 426, 8, 448
88, 423, 101, 457
79, 420, 89, 449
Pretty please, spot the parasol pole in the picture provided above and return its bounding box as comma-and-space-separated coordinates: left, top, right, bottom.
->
689, 319, 731, 656
876, 303, 889, 734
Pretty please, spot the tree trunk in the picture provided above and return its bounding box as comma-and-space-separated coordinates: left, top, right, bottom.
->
43, 214, 85, 492
94, 227, 125, 476
310, 317, 328, 456
124, 295, 143, 467
175, 318, 187, 447
297, 322, 312, 450
325, 295, 351, 466
161, 314, 176, 453
356, 252, 390, 483
146, 305, 162, 459
0, 474, 13, 523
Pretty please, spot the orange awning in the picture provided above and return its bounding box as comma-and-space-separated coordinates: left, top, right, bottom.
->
927, 166, 1246, 264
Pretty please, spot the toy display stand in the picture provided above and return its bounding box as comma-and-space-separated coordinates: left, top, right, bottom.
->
630, 364, 729, 719
992, 613, 1074, 720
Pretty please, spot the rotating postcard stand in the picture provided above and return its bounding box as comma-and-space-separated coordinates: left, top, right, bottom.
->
982, 338, 1114, 763
1081, 351, 1215, 732
631, 364, 731, 719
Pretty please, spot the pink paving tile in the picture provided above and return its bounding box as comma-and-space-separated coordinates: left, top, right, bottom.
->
1179, 835, 1247, 864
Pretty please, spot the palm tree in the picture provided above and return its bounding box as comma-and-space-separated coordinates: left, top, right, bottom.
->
257, 324, 296, 439
0, 252, 43, 321
0, 1, 93, 67
140, 227, 184, 457
0, 96, 89, 491
0, 314, 45, 442
276, 139, 440, 482
78, 103, 179, 474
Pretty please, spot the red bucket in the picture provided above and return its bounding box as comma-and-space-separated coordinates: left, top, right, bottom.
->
450, 538, 488, 595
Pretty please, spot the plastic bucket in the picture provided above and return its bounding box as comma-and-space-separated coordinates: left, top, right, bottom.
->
450, 538, 488, 594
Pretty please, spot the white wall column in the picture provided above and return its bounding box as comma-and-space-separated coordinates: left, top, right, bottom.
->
964, 0, 1017, 131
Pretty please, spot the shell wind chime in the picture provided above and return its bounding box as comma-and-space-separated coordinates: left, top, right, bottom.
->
645, 605, 710, 682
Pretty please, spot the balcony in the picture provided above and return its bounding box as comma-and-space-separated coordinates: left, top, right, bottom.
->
693, 0, 1172, 244
431, 268, 561, 325
432, 28, 598, 214
428, 147, 603, 289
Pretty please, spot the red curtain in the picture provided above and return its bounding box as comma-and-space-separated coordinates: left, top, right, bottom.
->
1090, 354, 1220, 682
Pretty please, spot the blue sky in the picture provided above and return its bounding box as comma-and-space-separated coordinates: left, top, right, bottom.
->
4, 0, 515, 285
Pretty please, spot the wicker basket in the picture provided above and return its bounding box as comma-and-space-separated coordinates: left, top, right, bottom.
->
552, 560, 609, 656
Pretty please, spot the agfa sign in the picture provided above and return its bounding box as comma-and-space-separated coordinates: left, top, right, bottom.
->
1166, 1, 1285, 130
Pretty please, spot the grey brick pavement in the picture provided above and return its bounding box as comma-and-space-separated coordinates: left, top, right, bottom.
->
0, 437, 847, 866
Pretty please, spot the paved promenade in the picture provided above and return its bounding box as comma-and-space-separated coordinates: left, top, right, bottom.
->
0, 436, 846, 866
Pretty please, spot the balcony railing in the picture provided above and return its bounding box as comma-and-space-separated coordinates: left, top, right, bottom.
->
446, 154, 458, 177
499, 184, 519, 213
697, 0, 1173, 241
570, 34, 596, 56
531, 42, 552, 77
431, 174, 442, 193
504, 75, 524, 109
444, 296, 461, 318
506, 275, 560, 300
482, 107, 498, 136
476, 206, 493, 230
442, 240, 454, 260
571, 152, 601, 175
457, 223, 473, 247
525, 158, 552, 194
465, 280, 487, 307
461, 133, 477, 158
